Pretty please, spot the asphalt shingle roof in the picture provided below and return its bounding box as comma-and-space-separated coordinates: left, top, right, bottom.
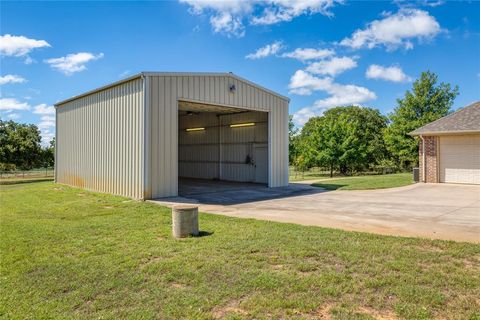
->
409, 101, 480, 136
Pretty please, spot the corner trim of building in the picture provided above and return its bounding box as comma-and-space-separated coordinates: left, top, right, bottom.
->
143, 75, 151, 200
54, 106, 58, 183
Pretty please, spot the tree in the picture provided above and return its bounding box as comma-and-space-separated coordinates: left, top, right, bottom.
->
298, 106, 387, 176
288, 115, 300, 163
42, 137, 55, 168
384, 71, 458, 169
0, 119, 44, 170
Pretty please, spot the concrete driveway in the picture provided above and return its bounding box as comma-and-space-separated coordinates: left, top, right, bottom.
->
152, 181, 480, 243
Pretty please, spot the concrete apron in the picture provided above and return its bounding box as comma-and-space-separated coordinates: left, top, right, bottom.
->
149, 183, 480, 244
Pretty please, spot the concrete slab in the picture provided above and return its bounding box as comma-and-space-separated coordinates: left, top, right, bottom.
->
150, 180, 480, 243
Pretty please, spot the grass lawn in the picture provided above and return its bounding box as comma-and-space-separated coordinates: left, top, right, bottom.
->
312, 173, 414, 191
1, 182, 479, 319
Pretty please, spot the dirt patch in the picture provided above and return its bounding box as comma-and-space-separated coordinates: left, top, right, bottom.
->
315, 303, 334, 319
212, 299, 248, 319
171, 282, 187, 289
358, 306, 398, 319
463, 257, 480, 271
270, 264, 285, 270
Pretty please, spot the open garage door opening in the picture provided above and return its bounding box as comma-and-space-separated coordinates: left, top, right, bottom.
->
178, 100, 269, 196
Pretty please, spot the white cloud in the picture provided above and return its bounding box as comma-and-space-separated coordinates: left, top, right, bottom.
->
289, 70, 376, 126
179, 0, 253, 37
281, 48, 334, 61
39, 128, 55, 145
24, 56, 35, 64
0, 98, 31, 111
246, 41, 283, 59
45, 52, 104, 75
313, 82, 376, 108
38, 115, 55, 129
33, 103, 55, 115
119, 70, 131, 78
292, 106, 320, 127
306, 56, 357, 76
288, 70, 333, 95
210, 12, 246, 37
0, 74, 27, 85
340, 9, 441, 50
422, 0, 445, 7
251, 0, 341, 25
0, 34, 50, 57
366, 64, 412, 82
5, 113, 20, 120
37, 115, 56, 144
179, 0, 341, 37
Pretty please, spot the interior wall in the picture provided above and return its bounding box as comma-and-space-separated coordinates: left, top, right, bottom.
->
178, 111, 268, 183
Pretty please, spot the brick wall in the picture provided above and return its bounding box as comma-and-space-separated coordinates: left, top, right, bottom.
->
418, 136, 439, 183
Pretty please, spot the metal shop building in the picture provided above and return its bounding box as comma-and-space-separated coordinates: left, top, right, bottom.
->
55, 72, 290, 199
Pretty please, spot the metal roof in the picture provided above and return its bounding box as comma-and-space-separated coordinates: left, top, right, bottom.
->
409, 101, 480, 136
55, 72, 289, 107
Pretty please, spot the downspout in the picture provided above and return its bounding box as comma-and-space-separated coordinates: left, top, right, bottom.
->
420, 135, 426, 182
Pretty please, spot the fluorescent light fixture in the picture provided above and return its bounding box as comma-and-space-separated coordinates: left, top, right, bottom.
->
185, 127, 205, 132
230, 122, 255, 128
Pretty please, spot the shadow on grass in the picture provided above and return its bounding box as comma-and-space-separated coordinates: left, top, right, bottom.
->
0, 178, 54, 186
197, 231, 214, 237
311, 183, 346, 190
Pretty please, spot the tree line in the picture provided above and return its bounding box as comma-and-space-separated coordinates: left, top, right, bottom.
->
0, 120, 55, 171
289, 71, 459, 176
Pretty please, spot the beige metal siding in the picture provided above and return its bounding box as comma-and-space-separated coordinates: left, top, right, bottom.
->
439, 135, 480, 184
148, 74, 289, 198
56, 78, 145, 199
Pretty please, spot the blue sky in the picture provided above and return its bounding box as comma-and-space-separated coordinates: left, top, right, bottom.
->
1, 0, 479, 144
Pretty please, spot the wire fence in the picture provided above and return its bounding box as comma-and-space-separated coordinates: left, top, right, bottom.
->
0, 168, 54, 180
289, 166, 400, 181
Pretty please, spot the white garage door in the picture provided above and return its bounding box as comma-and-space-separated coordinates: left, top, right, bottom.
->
439, 135, 480, 184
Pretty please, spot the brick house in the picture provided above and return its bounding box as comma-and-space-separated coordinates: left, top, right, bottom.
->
409, 101, 480, 185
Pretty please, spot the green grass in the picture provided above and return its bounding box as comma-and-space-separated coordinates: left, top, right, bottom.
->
1, 182, 479, 319
312, 173, 414, 190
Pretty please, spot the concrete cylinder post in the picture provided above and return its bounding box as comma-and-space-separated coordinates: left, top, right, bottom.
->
172, 205, 199, 238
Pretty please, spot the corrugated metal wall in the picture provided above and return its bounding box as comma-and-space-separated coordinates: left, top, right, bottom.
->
178, 111, 268, 182
178, 113, 220, 179
147, 74, 289, 198
56, 78, 145, 199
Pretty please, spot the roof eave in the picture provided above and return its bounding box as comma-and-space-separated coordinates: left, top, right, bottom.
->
409, 130, 480, 136
55, 71, 290, 108
55, 73, 144, 107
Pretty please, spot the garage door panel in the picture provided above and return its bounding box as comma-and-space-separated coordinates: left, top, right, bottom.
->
440, 135, 480, 184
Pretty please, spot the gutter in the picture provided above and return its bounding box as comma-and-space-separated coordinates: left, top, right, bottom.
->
409, 130, 480, 136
